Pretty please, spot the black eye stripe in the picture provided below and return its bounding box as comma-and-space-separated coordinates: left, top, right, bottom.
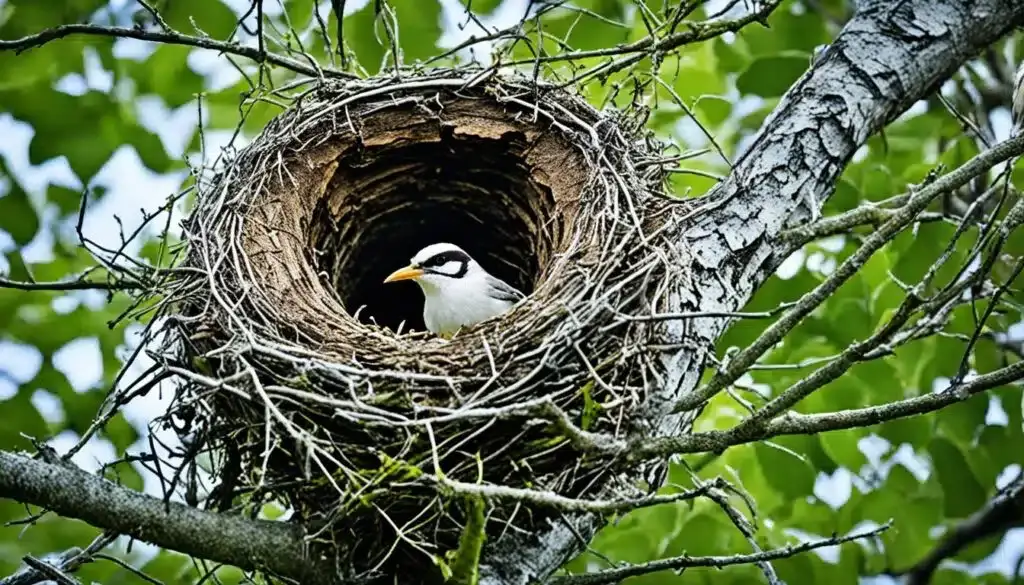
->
421, 250, 470, 267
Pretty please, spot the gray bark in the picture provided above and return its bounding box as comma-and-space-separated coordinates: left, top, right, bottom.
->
0, 451, 332, 585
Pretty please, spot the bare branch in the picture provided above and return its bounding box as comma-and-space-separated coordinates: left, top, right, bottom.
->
900, 472, 1024, 585
0, 24, 354, 80
630, 359, 1024, 461
0, 276, 143, 292
423, 475, 729, 514
0, 450, 335, 585
780, 205, 948, 246
331, 0, 347, 67
547, 522, 892, 585
1, 531, 116, 585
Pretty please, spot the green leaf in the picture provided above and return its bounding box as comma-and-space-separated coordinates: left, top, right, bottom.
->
0, 0, 111, 87
344, 0, 443, 74
102, 411, 140, 453
928, 437, 987, 518
0, 177, 39, 246
0, 393, 48, 449
3, 89, 169, 181
460, 0, 503, 16
753, 439, 816, 499
736, 52, 809, 98
46, 184, 84, 217
936, 392, 988, 447
128, 45, 204, 108
712, 37, 749, 74
162, 0, 238, 38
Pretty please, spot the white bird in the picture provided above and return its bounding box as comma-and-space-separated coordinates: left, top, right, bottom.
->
383, 243, 524, 338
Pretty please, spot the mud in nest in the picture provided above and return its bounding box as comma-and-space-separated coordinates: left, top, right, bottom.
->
162, 69, 688, 584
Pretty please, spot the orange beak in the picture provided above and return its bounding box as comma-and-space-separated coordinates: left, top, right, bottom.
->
383, 265, 424, 283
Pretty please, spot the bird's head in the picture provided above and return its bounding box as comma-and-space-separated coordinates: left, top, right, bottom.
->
382, 242, 482, 293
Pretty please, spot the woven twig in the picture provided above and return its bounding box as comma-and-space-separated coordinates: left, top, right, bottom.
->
153, 67, 693, 582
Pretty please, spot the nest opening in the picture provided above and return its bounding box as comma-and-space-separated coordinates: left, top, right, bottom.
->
309, 134, 559, 333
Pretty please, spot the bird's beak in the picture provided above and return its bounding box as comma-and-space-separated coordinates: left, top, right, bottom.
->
383, 265, 424, 283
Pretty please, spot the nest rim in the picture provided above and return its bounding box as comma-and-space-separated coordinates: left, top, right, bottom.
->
163, 67, 687, 582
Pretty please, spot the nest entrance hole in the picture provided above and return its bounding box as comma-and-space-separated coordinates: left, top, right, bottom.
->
310, 130, 560, 333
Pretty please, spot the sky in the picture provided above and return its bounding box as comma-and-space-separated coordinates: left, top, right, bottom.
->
0, 0, 1022, 579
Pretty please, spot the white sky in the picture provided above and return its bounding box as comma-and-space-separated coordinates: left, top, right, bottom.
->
0, 0, 1021, 579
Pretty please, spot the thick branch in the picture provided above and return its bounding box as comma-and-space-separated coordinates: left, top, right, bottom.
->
0, 451, 334, 585
673, 0, 1024, 368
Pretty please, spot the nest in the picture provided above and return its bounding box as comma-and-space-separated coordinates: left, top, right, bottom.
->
162, 68, 692, 583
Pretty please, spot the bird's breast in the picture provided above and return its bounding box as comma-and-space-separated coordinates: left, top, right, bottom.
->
423, 293, 512, 336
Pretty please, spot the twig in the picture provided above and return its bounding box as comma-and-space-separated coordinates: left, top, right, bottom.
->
900, 472, 1024, 585
422, 476, 729, 514
16, 559, 79, 585
0, 276, 143, 291
632, 359, 1024, 461
674, 132, 1024, 414
547, 522, 892, 585
0, 24, 354, 80
1, 530, 117, 585
331, 0, 347, 67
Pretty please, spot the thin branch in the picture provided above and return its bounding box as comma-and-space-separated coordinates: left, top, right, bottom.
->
900, 472, 1024, 585
17, 559, 79, 585
547, 522, 892, 585
631, 359, 1024, 461
422, 476, 729, 514
1, 531, 116, 585
780, 205, 948, 246
0, 24, 354, 80
331, 0, 347, 67
0, 276, 143, 292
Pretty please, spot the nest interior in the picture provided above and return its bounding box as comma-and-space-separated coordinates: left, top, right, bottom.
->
166, 71, 686, 584
309, 116, 567, 333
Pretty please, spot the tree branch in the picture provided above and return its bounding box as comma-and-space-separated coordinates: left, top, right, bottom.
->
901, 472, 1024, 585
0, 276, 142, 292
0, 24, 353, 80
331, 0, 347, 67
548, 522, 891, 585
1, 531, 116, 585
629, 359, 1024, 460
0, 450, 336, 585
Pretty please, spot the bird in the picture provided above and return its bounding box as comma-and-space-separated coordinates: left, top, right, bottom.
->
382, 243, 524, 338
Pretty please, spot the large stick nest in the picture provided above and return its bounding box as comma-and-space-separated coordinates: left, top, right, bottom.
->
162, 68, 690, 583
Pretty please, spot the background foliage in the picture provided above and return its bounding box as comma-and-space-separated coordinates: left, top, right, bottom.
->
0, 0, 1022, 583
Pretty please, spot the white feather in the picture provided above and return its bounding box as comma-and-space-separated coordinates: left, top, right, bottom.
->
404, 243, 522, 337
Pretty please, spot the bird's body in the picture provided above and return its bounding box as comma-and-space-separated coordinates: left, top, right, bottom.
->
383, 243, 524, 337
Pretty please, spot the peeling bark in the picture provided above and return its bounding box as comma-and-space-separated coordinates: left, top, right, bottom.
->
0, 451, 334, 585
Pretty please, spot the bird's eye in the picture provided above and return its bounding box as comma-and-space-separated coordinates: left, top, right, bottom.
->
424, 254, 447, 267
